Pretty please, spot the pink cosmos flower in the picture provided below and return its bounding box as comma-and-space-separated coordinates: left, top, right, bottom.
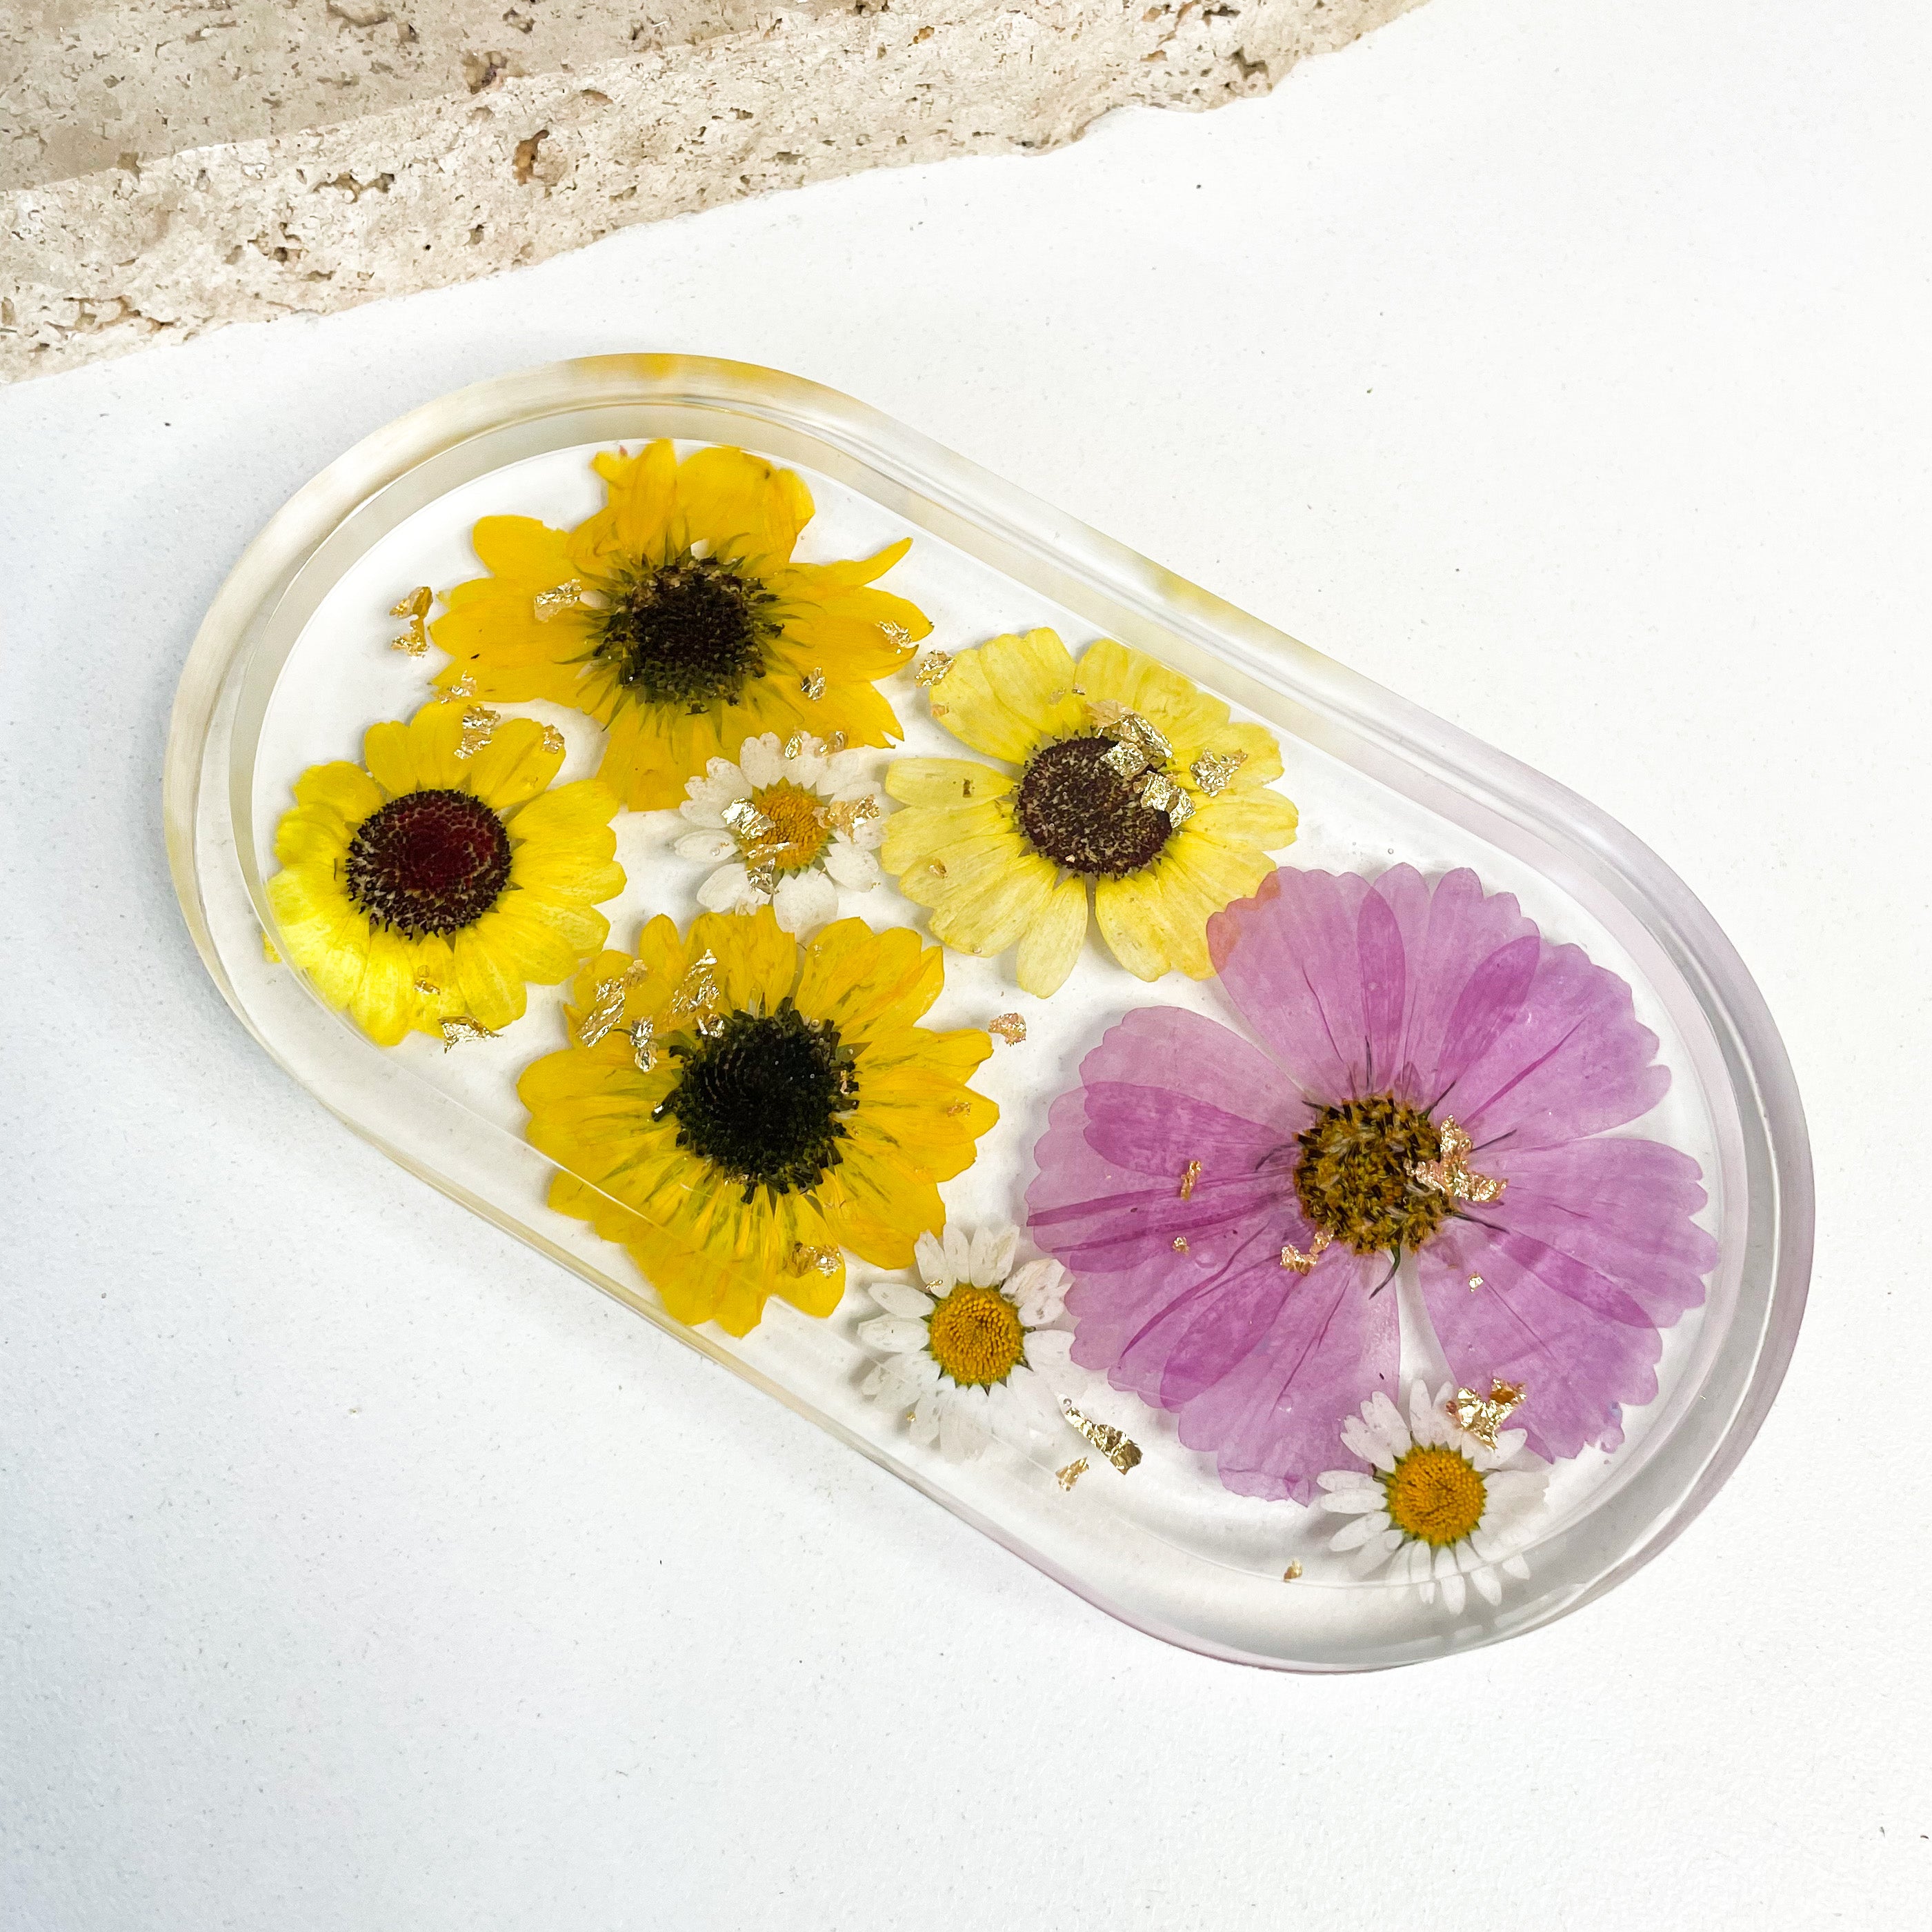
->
1026, 866, 1717, 1502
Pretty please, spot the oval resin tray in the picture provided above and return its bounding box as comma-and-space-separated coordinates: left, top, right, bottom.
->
165, 355, 1812, 1671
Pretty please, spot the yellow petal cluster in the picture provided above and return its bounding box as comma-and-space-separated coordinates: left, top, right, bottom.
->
881, 630, 1299, 994
266, 700, 624, 1045
428, 441, 930, 810
519, 906, 998, 1336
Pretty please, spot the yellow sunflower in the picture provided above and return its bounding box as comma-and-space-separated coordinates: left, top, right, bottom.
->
428, 441, 930, 811
880, 630, 1299, 995
519, 906, 998, 1337
267, 700, 624, 1046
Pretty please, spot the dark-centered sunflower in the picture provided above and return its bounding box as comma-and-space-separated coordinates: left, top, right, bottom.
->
429, 441, 930, 810
519, 906, 998, 1335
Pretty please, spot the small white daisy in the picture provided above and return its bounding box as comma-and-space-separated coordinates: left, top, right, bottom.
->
676, 731, 886, 935
858, 1224, 1075, 1462
1315, 1382, 1548, 1614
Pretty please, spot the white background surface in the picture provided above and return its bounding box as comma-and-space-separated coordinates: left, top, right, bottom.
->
3, 0, 1927, 1923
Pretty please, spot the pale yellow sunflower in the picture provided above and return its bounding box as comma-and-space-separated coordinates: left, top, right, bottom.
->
880, 630, 1299, 995
519, 906, 998, 1337
267, 700, 624, 1046
428, 441, 930, 811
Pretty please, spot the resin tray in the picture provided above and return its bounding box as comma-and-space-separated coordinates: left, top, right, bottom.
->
164, 355, 1812, 1671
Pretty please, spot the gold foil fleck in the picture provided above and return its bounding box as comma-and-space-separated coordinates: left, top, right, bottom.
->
1173, 1235, 1190, 1253
929, 703, 949, 718
576, 975, 630, 1048
1085, 697, 1131, 730
927, 859, 948, 879
913, 650, 954, 686
783, 732, 807, 759
879, 620, 913, 648
945, 1098, 971, 1115
539, 724, 566, 755
439, 1015, 498, 1050
1178, 1159, 1202, 1200
801, 666, 826, 700
1055, 1457, 1089, 1491
962, 777, 974, 798
1279, 1229, 1332, 1274
1190, 748, 1248, 795
722, 796, 779, 848
412, 975, 440, 997
388, 585, 433, 655
788, 1242, 841, 1277
665, 949, 724, 1031
1093, 707, 1173, 765
533, 579, 584, 622
1099, 735, 1153, 781
1060, 1400, 1142, 1474
827, 731, 847, 753
1468, 1274, 1484, 1293
988, 1012, 1027, 1045
452, 705, 499, 759
441, 673, 478, 704
1282, 1562, 1304, 1582
1137, 769, 1184, 817
1445, 1379, 1528, 1451
823, 794, 882, 837
1163, 786, 1196, 828
1411, 1117, 1507, 1204
628, 1017, 657, 1073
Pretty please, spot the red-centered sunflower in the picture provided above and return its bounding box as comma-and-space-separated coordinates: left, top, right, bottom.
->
519, 906, 998, 1335
429, 442, 930, 810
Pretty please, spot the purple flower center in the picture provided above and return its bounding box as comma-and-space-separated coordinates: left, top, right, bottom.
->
595, 555, 777, 710
1016, 736, 1175, 877
345, 788, 513, 937
1294, 1095, 1453, 1255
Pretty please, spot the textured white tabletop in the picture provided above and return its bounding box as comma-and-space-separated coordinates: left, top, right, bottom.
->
3, 0, 1926, 1924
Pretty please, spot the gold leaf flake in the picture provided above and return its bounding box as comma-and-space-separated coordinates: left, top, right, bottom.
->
439, 1015, 498, 1050
787, 1242, 841, 1277
412, 975, 440, 997
1138, 769, 1182, 815
1173, 1235, 1190, 1253
722, 796, 779, 850
879, 620, 913, 648
945, 1098, 971, 1116
665, 949, 723, 1030
628, 1017, 657, 1073
388, 584, 433, 655
962, 777, 974, 798
783, 732, 807, 759
988, 1012, 1027, 1045
1178, 1159, 1202, 1200
533, 579, 585, 622
539, 724, 566, 755
576, 975, 630, 1048
1085, 697, 1131, 730
1411, 1118, 1507, 1204
452, 705, 499, 759
1445, 1380, 1528, 1451
823, 794, 882, 837
801, 667, 826, 700
1468, 1274, 1484, 1293
827, 731, 847, 753
926, 859, 948, 879
1279, 1229, 1332, 1274
1163, 788, 1195, 828
1099, 735, 1153, 781
1055, 1457, 1089, 1491
1060, 1400, 1142, 1474
913, 650, 953, 686
1282, 1562, 1304, 1582
929, 703, 949, 718
441, 673, 478, 703
1189, 748, 1248, 796
1093, 707, 1173, 765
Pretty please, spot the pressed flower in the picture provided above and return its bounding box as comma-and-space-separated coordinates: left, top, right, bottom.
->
880, 630, 1299, 995
1026, 865, 1718, 1500
858, 1224, 1075, 1460
676, 730, 886, 936
1317, 1384, 1547, 1613
428, 441, 930, 810
266, 699, 623, 1046
519, 906, 998, 1336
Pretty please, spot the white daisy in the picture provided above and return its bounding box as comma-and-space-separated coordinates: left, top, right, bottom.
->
1315, 1381, 1548, 1615
676, 731, 886, 936
857, 1224, 1075, 1462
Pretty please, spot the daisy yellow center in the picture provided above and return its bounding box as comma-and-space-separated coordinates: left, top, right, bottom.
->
1294, 1095, 1451, 1255
926, 1284, 1026, 1387
1382, 1443, 1487, 1547
343, 788, 512, 937
1015, 736, 1175, 877
655, 1002, 854, 1200
596, 555, 778, 710
748, 781, 831, 873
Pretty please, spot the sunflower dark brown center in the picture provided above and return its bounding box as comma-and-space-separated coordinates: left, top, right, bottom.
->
654, 1002, 854, 1200
1293, 1094, 1452, 1255
1015, 735, 1175, 877
596, 556, 776, 710
343, 788, 512, 937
